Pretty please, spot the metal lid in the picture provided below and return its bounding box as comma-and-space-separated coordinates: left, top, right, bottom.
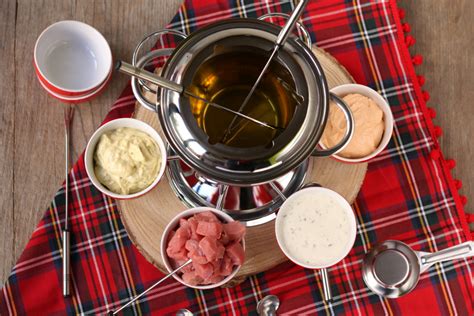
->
159, 19, 328, 185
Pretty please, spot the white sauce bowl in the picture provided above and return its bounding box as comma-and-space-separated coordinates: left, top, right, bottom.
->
275, 186, 357, 269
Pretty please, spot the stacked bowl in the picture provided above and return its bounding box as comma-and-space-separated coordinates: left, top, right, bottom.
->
34, 20, 112, 103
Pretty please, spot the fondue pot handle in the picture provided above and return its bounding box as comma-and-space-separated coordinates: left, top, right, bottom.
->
312, 93, 355, 157
131, 49, 176, 112
133, 29, 187, 93
258, 13, 312, 48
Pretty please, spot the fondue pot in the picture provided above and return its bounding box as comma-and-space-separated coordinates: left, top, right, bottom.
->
130, 18, 354, 186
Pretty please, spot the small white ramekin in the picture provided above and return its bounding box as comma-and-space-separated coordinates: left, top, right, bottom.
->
275, 186, 357, 269
34, 20, 112, 96
84, 118, 167, 199
322, 84, 394, 163
161, 207, 244, 290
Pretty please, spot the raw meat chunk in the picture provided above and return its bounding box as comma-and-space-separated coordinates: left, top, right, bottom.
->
182, 271, 204, 286
203, 274, 224, 285
186, 239, 208, 264
194, 262, 213, 280
199, 236, 225, 262
226, 242, 245, 266
188, 217, 200, 240
223, 222, 246, 242
166, 230, 176, 249
167, 247, 187, 261
171, 259, 194, 273
194, 211, 219, 223
167, 226, 190, 253
219, 255, 234, 276
179, 218, 191, 233
181, 263, 194, 273
220, 230, 230, 246
190, 253, 208, 264
196, 221, 223, 239
185, 239, 199, 252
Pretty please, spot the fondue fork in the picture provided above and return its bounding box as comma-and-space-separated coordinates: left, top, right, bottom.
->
222, 0, 309, 142
62, 104, 74, 297
109, 259, 192, 315
116, 61, 282, 131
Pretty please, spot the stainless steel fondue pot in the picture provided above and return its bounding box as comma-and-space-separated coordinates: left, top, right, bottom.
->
130, 18, 354, 186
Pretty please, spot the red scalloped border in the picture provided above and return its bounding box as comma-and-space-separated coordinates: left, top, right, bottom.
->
390, 0, 472, 240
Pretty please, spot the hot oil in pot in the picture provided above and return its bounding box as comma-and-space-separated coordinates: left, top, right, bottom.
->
188, 48, 301, 149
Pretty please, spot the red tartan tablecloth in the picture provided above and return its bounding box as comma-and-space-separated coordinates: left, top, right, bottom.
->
1, 0, 473, 315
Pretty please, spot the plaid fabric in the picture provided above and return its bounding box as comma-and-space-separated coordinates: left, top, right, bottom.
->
1, 0, 473, 315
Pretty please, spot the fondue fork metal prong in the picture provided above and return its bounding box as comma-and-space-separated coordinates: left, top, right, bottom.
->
269, 181, 287, 201
116, 61, 281, 131
222, 0, 309, 142
215, 184, 229, 210
183, 91, 282, 131
109, 259, 192, 315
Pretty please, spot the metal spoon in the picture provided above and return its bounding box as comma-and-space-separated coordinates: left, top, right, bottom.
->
363, 240, 474, 298
176, 308, 193, 316
116, 61, 281, 131
257, 295, 280, 316
109, 259, 192, 315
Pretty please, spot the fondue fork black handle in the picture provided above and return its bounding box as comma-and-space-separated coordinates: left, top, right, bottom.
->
62, 104, 74, 297
116, 61, 282, 131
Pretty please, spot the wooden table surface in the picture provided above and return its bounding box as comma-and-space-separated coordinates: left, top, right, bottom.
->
0, 0, 472, 284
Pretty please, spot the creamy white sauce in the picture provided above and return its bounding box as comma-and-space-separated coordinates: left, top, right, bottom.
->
277, 189, 354, 267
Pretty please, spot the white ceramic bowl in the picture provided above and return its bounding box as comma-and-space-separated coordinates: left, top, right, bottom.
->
321, 84, 394, 163
161, 207, 244, 290
34, 20, 112, 96
84, 118, 167, 199
275, 187, 357, 269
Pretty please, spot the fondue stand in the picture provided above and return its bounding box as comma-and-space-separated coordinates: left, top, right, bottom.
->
118, 47, 367, 282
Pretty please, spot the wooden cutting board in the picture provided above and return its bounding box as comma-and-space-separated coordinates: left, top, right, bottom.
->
117, 46, 367, 284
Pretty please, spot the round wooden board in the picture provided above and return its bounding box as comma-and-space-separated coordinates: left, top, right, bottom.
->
117, 46, 367, 281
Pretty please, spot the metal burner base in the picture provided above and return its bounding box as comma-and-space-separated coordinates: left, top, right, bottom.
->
167, 155, 309, 226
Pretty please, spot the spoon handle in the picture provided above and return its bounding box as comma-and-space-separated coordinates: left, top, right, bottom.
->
420, 241, 474, 271
321, 268, 332, 302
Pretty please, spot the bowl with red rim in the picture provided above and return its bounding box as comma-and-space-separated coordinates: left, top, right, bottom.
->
160, 207, 246, 289
34, 20, 112, 97
84, 118, 167, 200
319, 84, 394, 163
36, 66, 112, 103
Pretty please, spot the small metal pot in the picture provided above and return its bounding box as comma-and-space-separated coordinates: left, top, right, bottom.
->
132, 18, 354, 186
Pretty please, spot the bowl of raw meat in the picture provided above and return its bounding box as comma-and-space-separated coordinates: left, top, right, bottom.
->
161, 207, 246, 289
